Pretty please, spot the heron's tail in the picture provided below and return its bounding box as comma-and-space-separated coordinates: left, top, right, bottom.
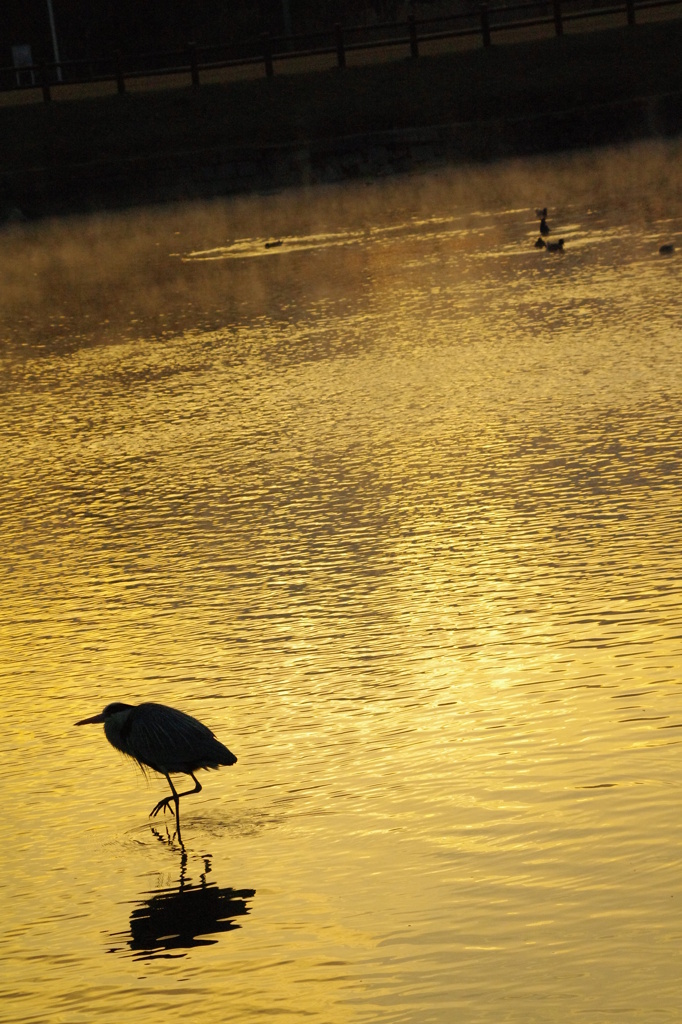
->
216, 743, 238, 766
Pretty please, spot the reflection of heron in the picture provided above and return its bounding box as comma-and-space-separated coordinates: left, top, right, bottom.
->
76, 702, 237, 837
109, 840, 255, 960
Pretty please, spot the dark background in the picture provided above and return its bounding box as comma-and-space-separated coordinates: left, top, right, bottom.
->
1, 0, 428, 63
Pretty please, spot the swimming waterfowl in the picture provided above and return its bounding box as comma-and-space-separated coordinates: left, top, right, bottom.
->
534, 236, 546, 248
546, 238, 564, 252
659, 243, 674, 255
540, 217, 550, 236
535, 207, 547, 219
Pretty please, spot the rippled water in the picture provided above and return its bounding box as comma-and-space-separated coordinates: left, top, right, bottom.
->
1, 139, 681, 1023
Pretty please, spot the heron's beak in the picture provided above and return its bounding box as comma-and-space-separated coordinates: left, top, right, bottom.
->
75, 712, 106, 726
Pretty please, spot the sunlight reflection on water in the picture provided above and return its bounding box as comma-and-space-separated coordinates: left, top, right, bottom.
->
1, 139, 681, 1023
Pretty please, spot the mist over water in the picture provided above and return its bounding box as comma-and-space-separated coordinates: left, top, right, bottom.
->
1, 138, 681, 1023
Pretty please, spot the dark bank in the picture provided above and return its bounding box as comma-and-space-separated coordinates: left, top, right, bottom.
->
2, 14, 682, 218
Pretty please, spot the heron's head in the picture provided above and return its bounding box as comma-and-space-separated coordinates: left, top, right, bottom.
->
75, 702, 133, 726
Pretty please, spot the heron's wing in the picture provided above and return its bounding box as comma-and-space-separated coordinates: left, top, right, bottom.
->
126, 703, 237, 772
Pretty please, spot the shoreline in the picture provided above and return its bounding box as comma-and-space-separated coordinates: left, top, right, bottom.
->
4, 92, 680, 220
2, 20, 682, 220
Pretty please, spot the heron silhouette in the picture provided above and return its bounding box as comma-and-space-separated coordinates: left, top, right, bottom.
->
76, 702, 237, 836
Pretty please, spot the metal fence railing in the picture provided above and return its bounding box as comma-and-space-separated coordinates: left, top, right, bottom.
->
2, 0, 680, 102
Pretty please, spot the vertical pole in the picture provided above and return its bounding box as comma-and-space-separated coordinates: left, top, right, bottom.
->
45, 0, 62, 81
40, 63, 51, 102
408, 14, 419, 58
114, 50, 125, 94
626, 0, 636, 25
188, 42, 200, 86
262, 33, 274, 78
553, 0, 564, 36
335, 23, 346, 68
480, 4, 491, 46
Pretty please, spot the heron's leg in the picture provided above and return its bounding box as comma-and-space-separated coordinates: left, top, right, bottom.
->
174, 773, 203, 802
149, 773, 181, 823
149, 773, 202, 825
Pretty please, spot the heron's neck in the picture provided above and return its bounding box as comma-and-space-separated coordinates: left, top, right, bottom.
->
104, 708, 135, 753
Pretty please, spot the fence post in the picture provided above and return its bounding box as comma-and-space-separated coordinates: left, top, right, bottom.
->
626, 0, 636, 25
40, 63, 51, 102
408, 14, 419, 58
335, 23, 346, 68
262, 33, 274, 78
114, 50, 125, 94
480, 4, 491, 46
553, 0, 563, 36
188, 41, 200, 86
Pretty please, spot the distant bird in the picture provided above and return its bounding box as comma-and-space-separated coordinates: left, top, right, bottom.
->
540, 216, 550, 236
534, 236, 546, 248
659, 243, 674, 255
535, 207, 548, 219
76, 702, 237, 835
546, 238, 565, 252
265, 240, 282, 249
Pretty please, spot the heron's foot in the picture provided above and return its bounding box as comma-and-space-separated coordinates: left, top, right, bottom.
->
150, 796, 175, 819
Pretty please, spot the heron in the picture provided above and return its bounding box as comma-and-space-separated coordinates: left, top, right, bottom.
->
75, 702, 237, 836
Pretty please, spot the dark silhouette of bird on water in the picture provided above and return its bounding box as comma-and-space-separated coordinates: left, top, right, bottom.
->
75, 702, 237, 837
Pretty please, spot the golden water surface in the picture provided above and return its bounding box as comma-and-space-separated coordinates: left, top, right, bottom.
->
0, 140, 681, 1023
